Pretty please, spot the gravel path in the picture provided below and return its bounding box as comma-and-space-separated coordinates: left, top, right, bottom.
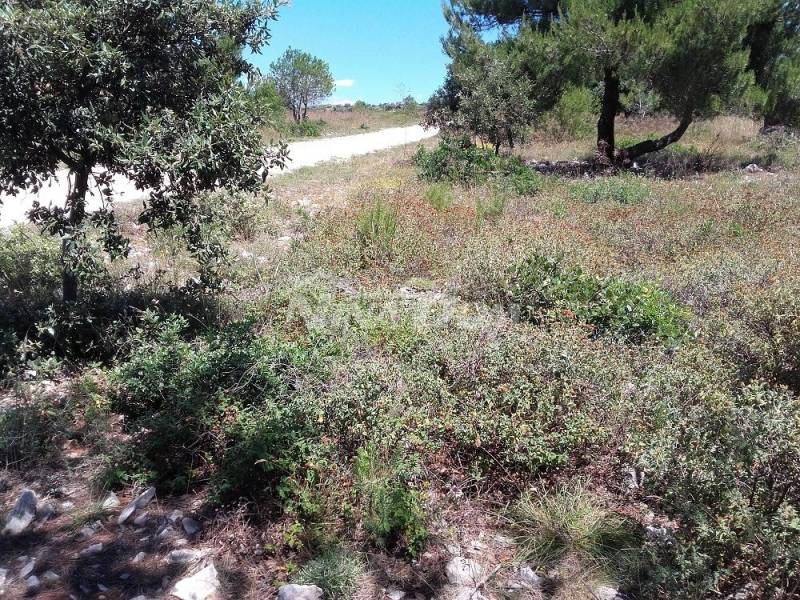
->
0, 125, 437, 228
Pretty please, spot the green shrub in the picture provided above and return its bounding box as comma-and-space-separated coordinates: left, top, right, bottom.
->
294, 549, 366, 600
709, 285, 800, 391
414, 138, 498, 184
0, 227, 61, 374
111, 311, 318, 495
355, 444, 428, 555
507, 254, 688, 342
632, 380, 800, 598
424, 183, 454, 211
197, 189, 269, 241
508, 480, 641, 582
289, 118, 326, 137
355, 199, 398, 265
0, 398, 65, 468
543, 85, 597, 140
570, 175, 651, 204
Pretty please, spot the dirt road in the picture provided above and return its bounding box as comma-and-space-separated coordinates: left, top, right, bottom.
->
0, 125, 437, 228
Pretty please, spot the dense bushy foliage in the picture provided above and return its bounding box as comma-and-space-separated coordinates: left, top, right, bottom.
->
414, 138, 541, 193
508, 254, 689, 343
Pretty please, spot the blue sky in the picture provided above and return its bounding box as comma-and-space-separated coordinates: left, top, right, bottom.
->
250, 1, 451, 105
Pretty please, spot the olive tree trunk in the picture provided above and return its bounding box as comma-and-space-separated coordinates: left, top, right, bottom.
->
62, 165, 90, 303
596, 68, 620, 164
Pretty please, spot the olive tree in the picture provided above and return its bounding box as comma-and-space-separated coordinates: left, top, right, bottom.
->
0, 0, 286, 301
269, 48, 334, 122
426, 31, 536, 153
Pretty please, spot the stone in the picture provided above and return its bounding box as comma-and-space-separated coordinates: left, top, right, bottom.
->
133, 512, 150, 527
3, 489, 37, 535
0, 567, 8, 588
387, 589, 406, 600
169, 509, 184, 524
36, 502, 56, 522
745, 163, 763, 173
132, 552, 147, 564
165, 549, 207, 565
452, 588, 487, 600
42, 570, 60, 584
277, 584, 324, 600
171, 563, 220, 600
26, 575, 41, 592
182, 517, 202, 536
79, 543, 104, 557
102, 492, 120, 509
445, 557, 484, 587
593, 586, 622, 600
61, 500, 75, 511
118, 487, 156, 525
20, 558, 36, 578
510, 566, 543, 590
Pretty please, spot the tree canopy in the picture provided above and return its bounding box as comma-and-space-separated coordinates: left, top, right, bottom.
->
0, 0, 286, 300
440, 0, 773, 163
269, 48, 335, 122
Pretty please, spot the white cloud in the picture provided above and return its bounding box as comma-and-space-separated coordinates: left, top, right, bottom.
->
329, 98, 356, 106
335, 79, 355, 88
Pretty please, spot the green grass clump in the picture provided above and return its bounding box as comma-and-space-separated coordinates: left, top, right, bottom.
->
424, 182, 454, 211
570, 175, 651, 204
295, 549, 366, 600
508, 480, 641, 582
355, 199, 398, 265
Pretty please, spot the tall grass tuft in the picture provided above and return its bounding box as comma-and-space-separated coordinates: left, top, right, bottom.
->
507, 480, 641, 584
355, 199, 398, 265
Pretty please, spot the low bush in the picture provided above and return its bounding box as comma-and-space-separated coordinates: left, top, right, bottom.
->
0, 397, 65, 468
355, 444, 428, 556
507, 254, 689, 342
289, 118, 326, 138
570, 175, 651, 204
110, 311, 321, 495
631, 378, 800, 598
414, 138, 541, 192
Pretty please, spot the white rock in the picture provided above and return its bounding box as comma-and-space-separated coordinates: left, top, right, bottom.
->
20, 558, 36, 578
182, 517, 201, 536
387, 589, 406, 600
277, 584, 324, 600
3, 489, 37, 535
61, 501, 75, 511
26, 575, 40, 592
744, 163, 763, 173
165, 549, 207, 564
133, 512, 150, 527
102, 492, 120, 509
42, 570, 60, 584
0, 567, 8, 587
594, 586, 621, 600
118, 487, 156, 525
169, 509, 184, 524
79, 543, 104, 557
171, 563, 220, 600
445, 557, 484, 586
132, 551, 147, 564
